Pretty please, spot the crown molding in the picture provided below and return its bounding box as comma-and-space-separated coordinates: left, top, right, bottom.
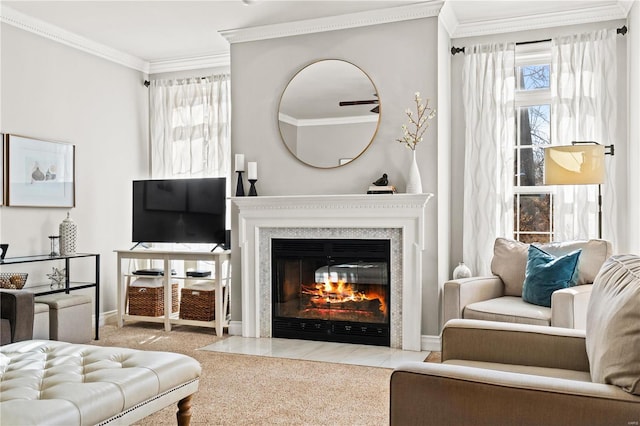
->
437, 1, 458, 37
220, 2, 443, 44
148, 52, 231, 74
0, 5, 149, 73
450, 2, 630, 39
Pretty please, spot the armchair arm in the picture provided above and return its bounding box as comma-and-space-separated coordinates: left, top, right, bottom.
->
551, 284, 592, 329
442, 319, 589, 372
390, 362, 640, 426
442, 276, 504, 324
0, 289, 34, 343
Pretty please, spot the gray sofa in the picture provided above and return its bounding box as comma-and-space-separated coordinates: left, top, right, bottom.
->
391, 254, 640, 425
443, 238, 613, 329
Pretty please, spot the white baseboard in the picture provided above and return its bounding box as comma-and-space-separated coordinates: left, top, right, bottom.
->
421, 335, 442, 352
95, 310, 118, 327
228, 321, 242, 336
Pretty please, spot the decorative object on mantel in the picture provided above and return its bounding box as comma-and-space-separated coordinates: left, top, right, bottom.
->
367, 185, 396, 194
0, 244, 8, 260
396, 92, 436, 194
46, 267, 66, 289
59, 212, 77, 255
453, 262, 472, 279
368, 173, 396, 194
0, 272, 28, 289
372, 173, 388, 186
248, 161, 258, 196
235, 154, 245, 196
48, 235, 60, 257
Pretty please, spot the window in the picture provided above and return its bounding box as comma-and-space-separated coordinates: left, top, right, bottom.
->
514, 43, 553, 243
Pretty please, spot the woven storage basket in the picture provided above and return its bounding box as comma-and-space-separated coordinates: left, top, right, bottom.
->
179, 287, 215, 321
128, 283, 179, 317
0, 272, 28, 289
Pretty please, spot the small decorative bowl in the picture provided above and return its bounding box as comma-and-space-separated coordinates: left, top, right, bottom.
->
0, 272, 28, 289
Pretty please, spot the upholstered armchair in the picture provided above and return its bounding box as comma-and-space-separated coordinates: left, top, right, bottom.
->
443, 238, 612, 329
391, 254, 640, 425
0, 289, 34, 345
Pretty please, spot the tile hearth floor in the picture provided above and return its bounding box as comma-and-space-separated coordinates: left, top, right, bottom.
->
199, 336, 430, 369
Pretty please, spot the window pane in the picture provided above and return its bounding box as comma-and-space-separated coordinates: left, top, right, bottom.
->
519, 105, 550, 147
518, 234, 551, 244
517, 147, 546, 186
518, 194, 551, 233
517, 64, 550, 90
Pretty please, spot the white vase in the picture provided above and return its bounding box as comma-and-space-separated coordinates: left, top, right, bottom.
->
406, 150, 423, 194
453, 262, 472, 279
59, 212, 77, 256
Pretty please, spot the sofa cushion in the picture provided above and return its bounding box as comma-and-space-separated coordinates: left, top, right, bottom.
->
586, 254, 640, 395
522, 246, 581, 307
491, 238, 612, 297
464, 296, 551, 326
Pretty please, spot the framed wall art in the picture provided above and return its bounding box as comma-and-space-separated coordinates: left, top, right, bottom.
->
5, 134, 75, 207
1, 133, 4, 206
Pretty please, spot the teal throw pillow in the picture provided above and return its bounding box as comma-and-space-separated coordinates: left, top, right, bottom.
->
522, 245, 581, 307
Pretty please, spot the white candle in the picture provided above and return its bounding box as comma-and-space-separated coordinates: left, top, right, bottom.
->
248, 162, 257, 180
235, 154, 245, 172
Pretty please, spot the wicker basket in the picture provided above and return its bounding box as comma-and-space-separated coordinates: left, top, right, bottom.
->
0, 272, 28, 289
128, 282, 179, 317
179, 287, 216, 321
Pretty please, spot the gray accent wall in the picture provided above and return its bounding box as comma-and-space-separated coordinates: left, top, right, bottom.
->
229, 17, 442, 336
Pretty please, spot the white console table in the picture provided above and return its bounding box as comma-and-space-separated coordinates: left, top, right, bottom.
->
115, 249, 231, 336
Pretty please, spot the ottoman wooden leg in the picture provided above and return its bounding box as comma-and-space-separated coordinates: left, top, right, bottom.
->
176, 394, 193, 426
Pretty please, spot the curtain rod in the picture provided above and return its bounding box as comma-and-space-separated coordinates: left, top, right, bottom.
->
451, 25, 628, 55
143, 76, 209, 87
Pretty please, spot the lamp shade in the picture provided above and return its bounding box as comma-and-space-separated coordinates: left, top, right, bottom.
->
544, 144, 605, 185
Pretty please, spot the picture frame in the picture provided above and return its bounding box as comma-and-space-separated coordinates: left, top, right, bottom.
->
0, 133, 4, 206
5, 134, 75, 207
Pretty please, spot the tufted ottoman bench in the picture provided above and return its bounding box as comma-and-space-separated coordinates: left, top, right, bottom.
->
0, 340, 201, 425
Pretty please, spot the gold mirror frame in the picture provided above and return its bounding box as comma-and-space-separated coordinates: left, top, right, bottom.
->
277, 59, 381, 169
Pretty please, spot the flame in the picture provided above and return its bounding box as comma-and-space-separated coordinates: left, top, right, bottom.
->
302, 278, 387, 316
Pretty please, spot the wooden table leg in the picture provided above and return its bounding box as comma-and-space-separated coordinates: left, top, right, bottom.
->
176, 394, 193, 426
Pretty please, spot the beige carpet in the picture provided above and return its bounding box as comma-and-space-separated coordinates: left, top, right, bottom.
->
93, 323, 393, 425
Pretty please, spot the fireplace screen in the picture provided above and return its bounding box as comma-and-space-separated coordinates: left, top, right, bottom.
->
272, 238, 390, 346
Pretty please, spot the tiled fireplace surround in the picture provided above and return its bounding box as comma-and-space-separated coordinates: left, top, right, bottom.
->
233, 194, 432, 351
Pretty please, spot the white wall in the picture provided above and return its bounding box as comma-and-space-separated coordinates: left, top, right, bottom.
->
230, 17, 442, 336
0, 24, 149, 318
628, 2, 640, 253
449, 20, 629, 267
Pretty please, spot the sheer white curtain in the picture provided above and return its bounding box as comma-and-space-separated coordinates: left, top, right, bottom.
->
462, 43, 516, 276
551, 30, 617, 244
150, 74, 231, 179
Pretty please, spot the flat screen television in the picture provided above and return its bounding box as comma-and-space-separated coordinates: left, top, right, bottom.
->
132, 178, 227, 246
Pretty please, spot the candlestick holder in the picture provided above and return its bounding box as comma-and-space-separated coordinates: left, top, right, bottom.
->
248, 179, 258, 196
235, 171, 245, 196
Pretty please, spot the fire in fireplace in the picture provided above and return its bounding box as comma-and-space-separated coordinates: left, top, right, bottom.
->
272, 238, 390, 346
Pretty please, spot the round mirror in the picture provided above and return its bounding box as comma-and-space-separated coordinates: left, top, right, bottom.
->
278, 60, 380, 168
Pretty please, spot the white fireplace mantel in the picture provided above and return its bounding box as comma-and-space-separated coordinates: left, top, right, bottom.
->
233, 193, 433, 351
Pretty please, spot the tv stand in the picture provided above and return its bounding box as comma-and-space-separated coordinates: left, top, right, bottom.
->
115, 248, 231, 336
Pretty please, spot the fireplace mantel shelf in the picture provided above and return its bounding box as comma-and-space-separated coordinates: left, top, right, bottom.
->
232, 193, 433, 210
233, 192, 433, 351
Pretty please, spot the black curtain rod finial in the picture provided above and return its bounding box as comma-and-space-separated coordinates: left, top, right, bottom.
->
617, 25, 627, 36
143, 80, 150, 87
451, 46, 465, 55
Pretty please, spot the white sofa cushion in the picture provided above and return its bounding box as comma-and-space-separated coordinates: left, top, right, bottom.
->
587, 254, 640, 395
491, 238, 612, 297
464, 296, 551, 326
